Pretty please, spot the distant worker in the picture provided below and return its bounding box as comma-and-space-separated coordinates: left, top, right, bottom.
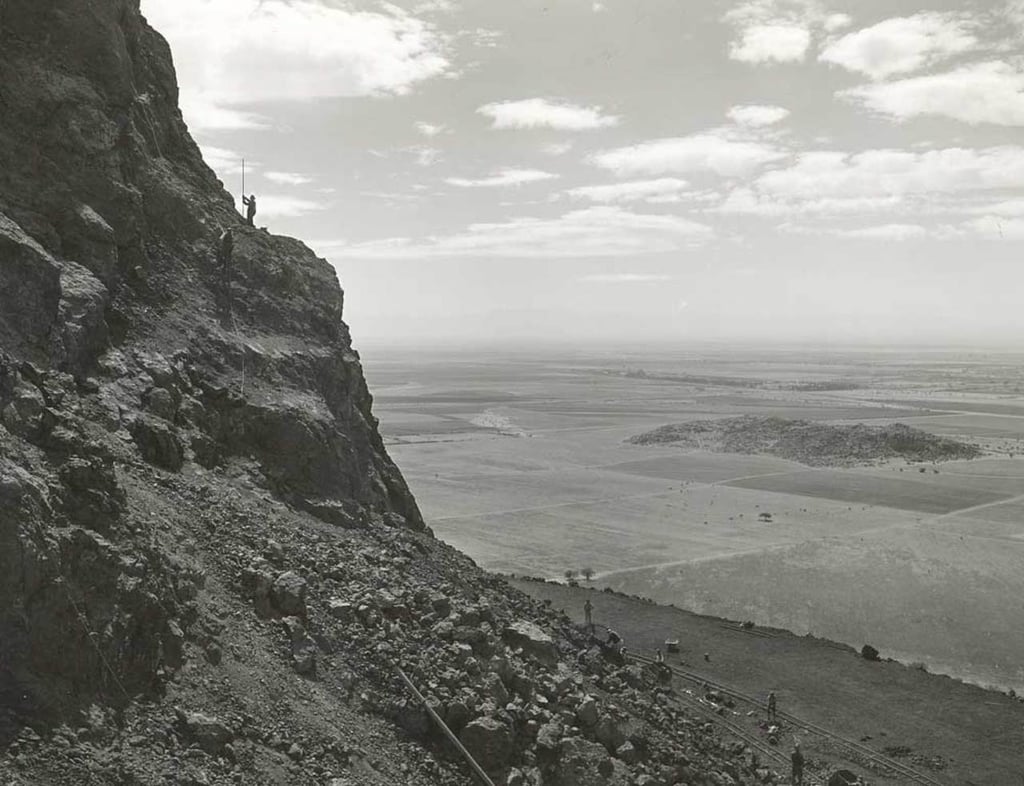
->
216, 227, 233, 271
655, 649, 664, 664
704, 652, 710, 663
767, 691, 777, 722
584, 598, 593, 630
791, 743, 804, 786
242, 193, 257, 226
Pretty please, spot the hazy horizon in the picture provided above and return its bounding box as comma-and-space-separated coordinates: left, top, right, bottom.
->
143, 0, 1024, 347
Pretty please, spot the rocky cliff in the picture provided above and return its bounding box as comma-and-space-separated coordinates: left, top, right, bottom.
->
0, 3, 771, 785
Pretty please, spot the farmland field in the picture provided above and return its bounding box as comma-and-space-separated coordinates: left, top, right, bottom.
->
363, 344, 1024, 692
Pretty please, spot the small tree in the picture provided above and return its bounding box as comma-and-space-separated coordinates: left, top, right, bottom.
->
758, 512, 773, 523
564, 569, 578, 582
581, 567, 595, 582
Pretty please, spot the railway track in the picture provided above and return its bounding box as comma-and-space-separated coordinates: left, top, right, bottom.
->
627, 652, 946, 786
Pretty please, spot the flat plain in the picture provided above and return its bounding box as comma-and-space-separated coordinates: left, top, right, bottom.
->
363, 345, 1024, 693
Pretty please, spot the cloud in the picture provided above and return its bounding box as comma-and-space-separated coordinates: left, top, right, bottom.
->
564, 178, 690, 203
823, 13, 852, 32
180, 93, 270, 132
141, 0, 449, 129
591, 132, 786, 177
446, 169, 558, 187
199, 145, 252, 176
727, 104, 791, 127
415, 121, 446, 137
968, 216, 1024, 239
755, 146, 1024, 199
819, 13, 977, 80
255, 195, 328, 218
835, 223, 931, 240
970, 198, 1024, 216
730, 24, 811, 63
325, 206, 713, 259
715, 188, 904, 215
840, 61, 1024, 126
264, 171, 314, 186
580, 273, 673, 283
542, 142, 575, 156
478, 98, 619, 130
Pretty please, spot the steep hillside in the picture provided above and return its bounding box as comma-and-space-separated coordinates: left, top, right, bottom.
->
630, 416, 981, 467
0, 3, 775, 785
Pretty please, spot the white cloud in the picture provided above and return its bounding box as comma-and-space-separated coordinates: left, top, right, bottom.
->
730, 24, 810, 63
591, 132, 787, 178
446, 169, 558, 187
264, 171, 314, 186
755, 146, 1024, 199
715, 188, 904, 215
836, 223, 930, 240
823, 13, 852, 32
780, 221, 971, 241
478, 98, 619, 130
255, 195, 328, 218
325, 206, 712, 259
141, 0, 449, 129
968, 216, 1024, 239
564, 178, 690, 203
180, 93, 270, 132
820, 13, 977, 80
542, 142, 575, 156
415, 121, 446, 137
200, 145, 252, 177
970, 198, 1024, 216
841, 61, 1024, 126
727, 104, 791, 127
581, 273, 673, 283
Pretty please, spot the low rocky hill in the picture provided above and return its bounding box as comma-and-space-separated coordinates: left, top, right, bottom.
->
630, 416, 981, 467
0, 2, 769, 784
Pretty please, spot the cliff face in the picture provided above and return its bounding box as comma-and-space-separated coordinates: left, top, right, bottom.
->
0, 4, 759, 786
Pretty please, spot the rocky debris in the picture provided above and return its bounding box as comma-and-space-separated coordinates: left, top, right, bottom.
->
177, 710, 234, 756
271, 571, 308, 617
630, 415, 982, 467
459, 716, 514, 773
282, 616, 317, 676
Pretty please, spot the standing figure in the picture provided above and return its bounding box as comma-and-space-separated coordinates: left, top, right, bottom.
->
242, 194, 257, 226
767, 690, 777, 723
791, 743, 804, 786
584, 598, 593, 630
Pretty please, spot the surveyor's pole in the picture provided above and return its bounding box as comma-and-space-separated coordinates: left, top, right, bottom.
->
241, 158, 245, 214
395, 667, 496, 786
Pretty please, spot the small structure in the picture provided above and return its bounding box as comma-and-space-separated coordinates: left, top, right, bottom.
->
665, 639, 680, 653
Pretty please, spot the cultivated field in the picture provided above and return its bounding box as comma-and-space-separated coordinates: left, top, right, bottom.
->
363, 345, 1024, 692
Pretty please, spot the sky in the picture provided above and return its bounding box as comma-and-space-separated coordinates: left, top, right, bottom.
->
140, 0, 1024, 347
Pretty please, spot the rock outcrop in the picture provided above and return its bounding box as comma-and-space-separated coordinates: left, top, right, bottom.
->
0, 3, 780, 785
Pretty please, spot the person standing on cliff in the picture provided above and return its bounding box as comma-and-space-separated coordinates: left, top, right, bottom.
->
242, 194, 257, 226
216, 227, 233, 271
584, 598, 593, 631
767, 690, 777, 723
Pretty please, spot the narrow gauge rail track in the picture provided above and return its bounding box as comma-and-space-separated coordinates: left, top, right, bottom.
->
627, 653, 946, 786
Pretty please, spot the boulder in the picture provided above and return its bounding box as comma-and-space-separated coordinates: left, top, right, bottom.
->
178, 711, 233, 755
459, 717, 513, 772
281, 617, 316, 676
502, 620, 558, 667
271, 571, 307, 617
130, 415, 184, 470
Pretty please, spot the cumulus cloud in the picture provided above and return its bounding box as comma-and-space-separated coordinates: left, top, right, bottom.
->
180, 94, 270, 132
445, 169, 558, 187
564, 178, 690, 203
325, 207, 712, 259
256, 195, 328, 218
478, 99, 619, 130
819, 13, 977, 80
840, 61, 1024, 126
823, 13, 852, 32
415, 121, 447, 137
755, 146, 1024, 199
264, 171, 314, 186
727, 104, 791, 127
542, 142, 575, 156
730, 24, 811, 63
591, 133, 787, 177
141, 0, 449, 131
715, 188, 904, 215
200, 145, 251, 176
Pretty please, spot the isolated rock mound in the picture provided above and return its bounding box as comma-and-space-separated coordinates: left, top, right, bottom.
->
630, 415, 981, 467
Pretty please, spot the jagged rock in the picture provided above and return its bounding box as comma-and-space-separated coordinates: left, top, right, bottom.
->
130, 415, 184, 470
282, 616, 317, 675
177, 710, 233, 755
459, 717, 513, 772
1, 381, 45, 437
576, 696, 599, 728
0, 214, 61, 363
595, 714, 627, 753
555, 736, 630, 785
271, 571, 307, 617
503, 620, 558, 666
144, 387, 177, 420
615, 740, 638, 764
